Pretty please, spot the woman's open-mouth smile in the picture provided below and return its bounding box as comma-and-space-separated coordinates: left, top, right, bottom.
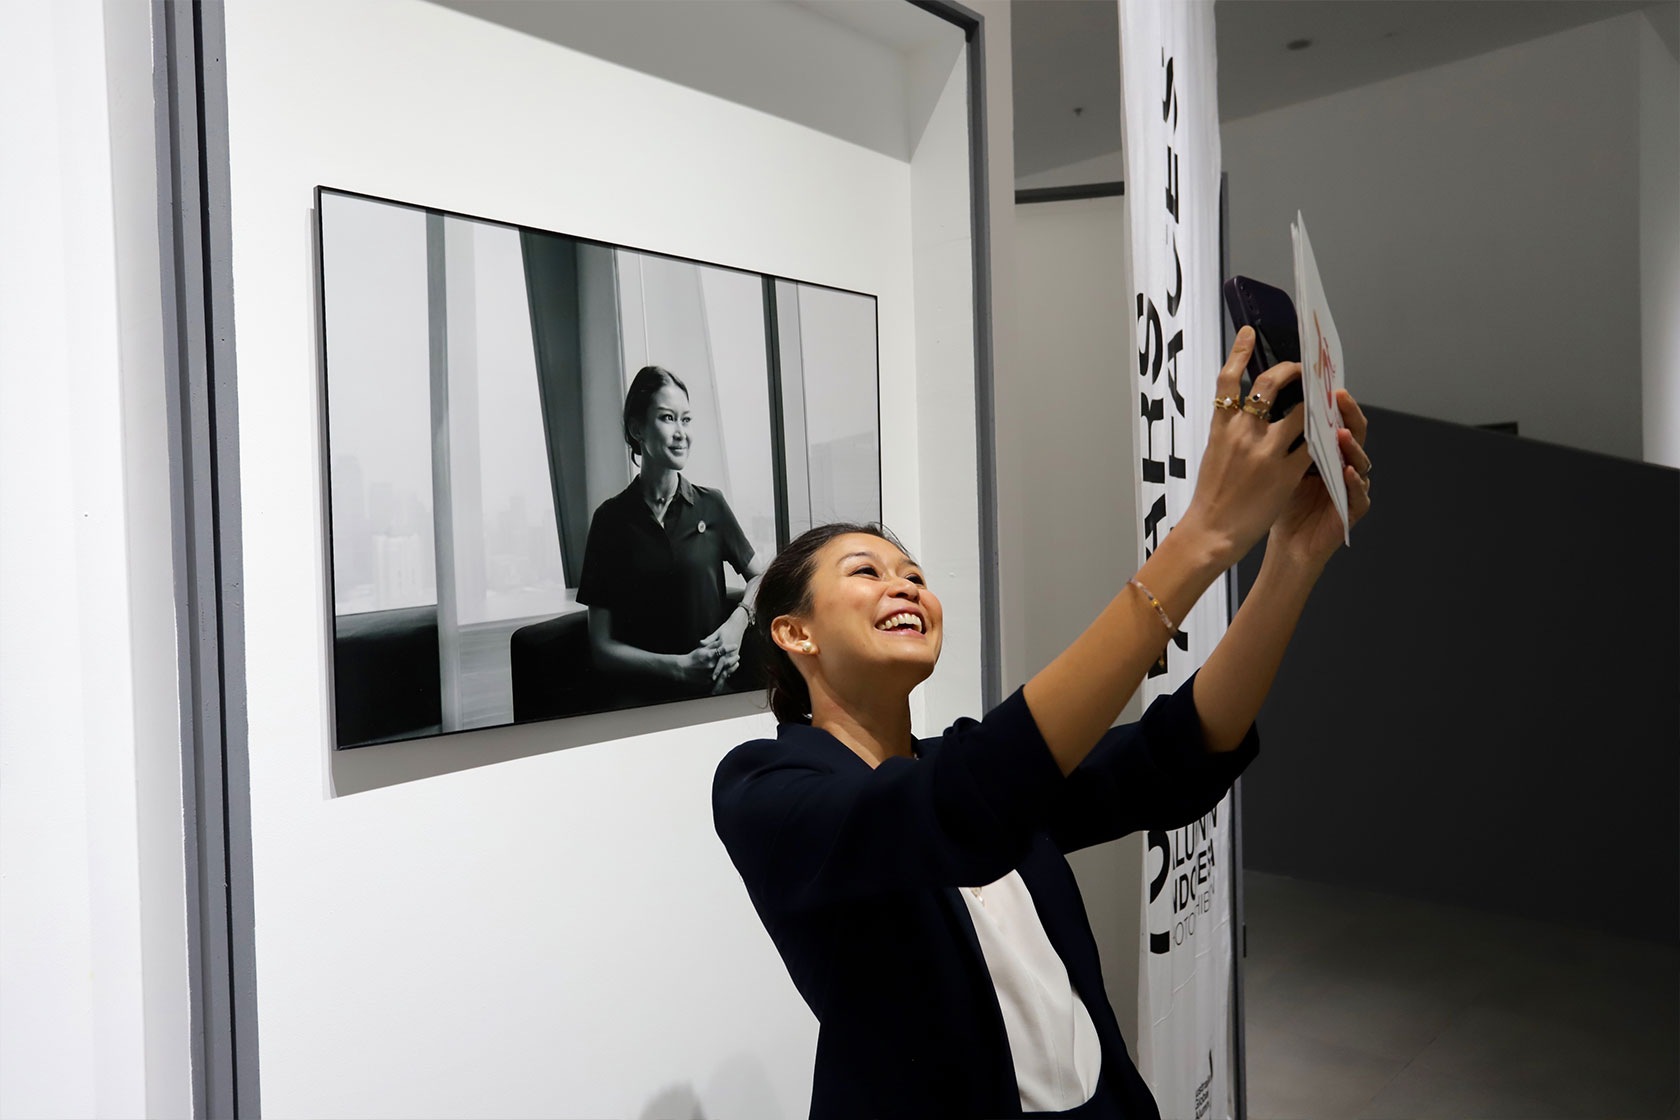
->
874, 610, 926, 638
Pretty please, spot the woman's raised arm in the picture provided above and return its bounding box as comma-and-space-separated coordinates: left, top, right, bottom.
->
1022, 327, 1311, 776
1192, 387, 1372, 751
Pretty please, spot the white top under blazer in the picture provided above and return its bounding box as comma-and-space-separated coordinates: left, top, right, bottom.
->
959, 868, 1103, 1111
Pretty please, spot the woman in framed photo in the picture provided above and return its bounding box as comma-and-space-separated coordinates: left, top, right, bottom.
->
575, 364, 766, 706
711, 328, 1374, 1118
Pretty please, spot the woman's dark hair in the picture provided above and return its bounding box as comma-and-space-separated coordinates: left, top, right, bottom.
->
754, 521, 916, 725
622, 365, 689, 463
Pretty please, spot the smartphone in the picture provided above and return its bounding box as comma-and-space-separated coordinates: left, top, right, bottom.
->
1222, 275, 1305, 422
1222, 274, 1313, 470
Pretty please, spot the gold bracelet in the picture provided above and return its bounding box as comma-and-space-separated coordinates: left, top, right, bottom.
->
1129, 577, 1179, 637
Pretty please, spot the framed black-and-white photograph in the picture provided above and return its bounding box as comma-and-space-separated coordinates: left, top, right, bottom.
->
317, 187, 881, 747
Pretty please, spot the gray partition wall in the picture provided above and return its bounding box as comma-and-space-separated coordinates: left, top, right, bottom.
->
1236, 405, 1679, 945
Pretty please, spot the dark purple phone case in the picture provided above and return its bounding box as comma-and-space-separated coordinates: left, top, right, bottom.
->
1222, 275, 1304, 421
1223, 274, 1313, 470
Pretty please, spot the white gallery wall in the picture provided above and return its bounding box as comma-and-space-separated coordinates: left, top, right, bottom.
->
1011, 193, 1150, 1053
0, 1, 190, 1117
1, 1, 1043, 1116
220, 1, 976, 1116
1221, 11, 1667, 464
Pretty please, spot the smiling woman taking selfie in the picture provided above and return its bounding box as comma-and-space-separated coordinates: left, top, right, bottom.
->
711, 327, 1374, 1119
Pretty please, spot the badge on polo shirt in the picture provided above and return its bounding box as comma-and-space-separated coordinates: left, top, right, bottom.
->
698, 520, 707, 534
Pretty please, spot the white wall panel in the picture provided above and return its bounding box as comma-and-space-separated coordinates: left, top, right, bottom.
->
1013, 194, 1148, 1054
1221, 14, 1646, 462
0, 0, 188, 1115
219, 1, 973, 1115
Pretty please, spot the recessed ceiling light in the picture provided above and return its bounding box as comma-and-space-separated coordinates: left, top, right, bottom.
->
1286, 37, 1313, 51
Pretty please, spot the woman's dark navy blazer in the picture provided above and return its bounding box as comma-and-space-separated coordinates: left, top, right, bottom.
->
711, 668, 1260, 1119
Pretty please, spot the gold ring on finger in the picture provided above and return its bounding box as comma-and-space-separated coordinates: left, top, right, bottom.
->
1241, 394, 1272, 418
1213, 395, 1240, 412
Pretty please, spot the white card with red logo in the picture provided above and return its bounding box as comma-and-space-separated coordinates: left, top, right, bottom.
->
1292, 212, 1352, 546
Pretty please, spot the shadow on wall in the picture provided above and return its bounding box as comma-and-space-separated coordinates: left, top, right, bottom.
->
637, 1053, 785, 1118
639, 1084, 704, 1120
326, 686, 767, 797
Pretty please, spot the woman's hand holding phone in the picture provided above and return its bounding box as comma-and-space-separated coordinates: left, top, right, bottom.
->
1020, 326, 1354, 772
1177, 326, 1313, 567
1267, 389, 1373, 570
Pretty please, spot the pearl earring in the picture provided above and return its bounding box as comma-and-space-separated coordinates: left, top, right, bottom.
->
801, 642, 815, 653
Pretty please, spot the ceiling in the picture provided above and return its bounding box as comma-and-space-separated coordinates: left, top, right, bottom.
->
1012, 0, 1676, 179
430, 0, 961, 160
1010, 0, 1125, 180
792, 0, 958, 53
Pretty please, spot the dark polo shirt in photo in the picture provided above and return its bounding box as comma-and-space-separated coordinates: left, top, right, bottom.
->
575, 473, 755, 656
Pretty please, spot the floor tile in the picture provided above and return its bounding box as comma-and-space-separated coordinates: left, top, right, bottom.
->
1242, 872, 1678, 1120
1242, 871, 1380, 988
1271, 973, 1464, 1064
1400, 1001, 1675, 1117
1360, 1061, 1583, 1119
1307, 915, 1508, 1004
1243, 1026, 1409, 1120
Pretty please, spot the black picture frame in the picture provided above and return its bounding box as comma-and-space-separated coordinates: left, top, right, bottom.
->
313, 185, 885, 749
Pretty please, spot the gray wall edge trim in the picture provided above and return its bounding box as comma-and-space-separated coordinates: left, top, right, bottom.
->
153, 1, 261, 1115
1015, 181, 1126, 205
151, 4, 215, 1114
907, 0, 1001, 710
194, 3, 262, 1111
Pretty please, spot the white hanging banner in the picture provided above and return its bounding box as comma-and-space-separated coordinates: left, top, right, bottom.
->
1118, 2, 1236, 1118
